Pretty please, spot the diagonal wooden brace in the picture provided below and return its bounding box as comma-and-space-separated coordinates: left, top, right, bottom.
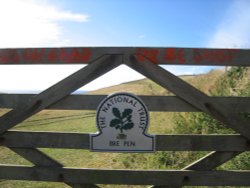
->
127, 55, 250, 140
126, 55, 250, 188
0, 54, 121, 188
0, 54, 122, 134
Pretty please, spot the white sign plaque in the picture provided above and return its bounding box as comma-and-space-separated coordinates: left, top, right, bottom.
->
90, 92, 155, 152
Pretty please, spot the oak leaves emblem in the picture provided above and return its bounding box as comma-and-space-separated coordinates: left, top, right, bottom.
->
109, 107, 134, 136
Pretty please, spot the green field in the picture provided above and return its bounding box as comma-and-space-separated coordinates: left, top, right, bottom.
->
0, 67, 249, 187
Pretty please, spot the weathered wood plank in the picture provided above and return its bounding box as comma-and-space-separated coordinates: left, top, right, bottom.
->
1, 131, 250, 151
1, 94, 250, 112
0, 55, 122, 134
0, 131, 89, 149
1, 165, 250, 186
21, 95, 250, 112
127, 55, 250, 140
0, 47, 249, 65
156, 135, 249, 151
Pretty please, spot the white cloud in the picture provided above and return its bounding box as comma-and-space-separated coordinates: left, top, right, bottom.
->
207, 0, 250, 48
0, 0, 93, 93
0, 0, 89, 48
0, 65, 85, 92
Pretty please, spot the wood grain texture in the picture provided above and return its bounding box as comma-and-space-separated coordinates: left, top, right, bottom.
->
0, 47, 249, 65
1, 165, 250, 186
1, 131, 250, 151
0, 94, 249, 112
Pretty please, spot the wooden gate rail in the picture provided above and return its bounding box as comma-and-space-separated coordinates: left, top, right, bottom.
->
1, 165, 250, 186
0, 47, 250, 65
1, 94, 250, 112
1, 131, 250, 151
0, 47, 250, 187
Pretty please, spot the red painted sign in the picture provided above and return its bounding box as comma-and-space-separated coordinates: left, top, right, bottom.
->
0, 47, 243, 65
0, 48, 91, 64
134, 48, 238, 65
192, 49, 237, 64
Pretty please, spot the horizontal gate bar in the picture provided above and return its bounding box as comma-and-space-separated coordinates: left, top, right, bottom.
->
0, 94, 249, 112
1, 131, 249, 151
0, 47, 249, 65
1, 165, 250, 186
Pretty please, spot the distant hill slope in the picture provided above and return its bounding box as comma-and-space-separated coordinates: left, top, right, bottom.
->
89, 68, 225, 96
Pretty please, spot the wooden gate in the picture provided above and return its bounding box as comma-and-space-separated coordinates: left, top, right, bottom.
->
0, 47, 250, 187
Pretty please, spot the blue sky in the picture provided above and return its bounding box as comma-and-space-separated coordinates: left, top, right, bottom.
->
59, 0, 229, 47
0, 0, 249, 92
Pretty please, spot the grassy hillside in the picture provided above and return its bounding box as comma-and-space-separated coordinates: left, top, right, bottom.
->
0, 67, 249, 188
89, 69, 224, 96
174, 67, 250, 176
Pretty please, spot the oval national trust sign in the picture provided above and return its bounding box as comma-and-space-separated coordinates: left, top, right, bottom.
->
90, 92, 155, 152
